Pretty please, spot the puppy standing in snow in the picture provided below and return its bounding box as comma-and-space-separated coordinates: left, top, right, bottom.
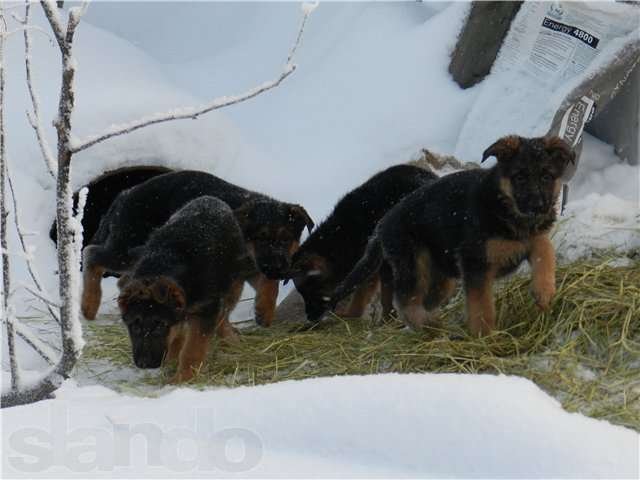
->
287, 164, 437, 322
330, 136, 575, 335
81, 170, 314, 327
117, 196, 256, 383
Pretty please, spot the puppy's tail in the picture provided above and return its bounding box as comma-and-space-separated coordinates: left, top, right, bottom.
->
329, 235, 384, 310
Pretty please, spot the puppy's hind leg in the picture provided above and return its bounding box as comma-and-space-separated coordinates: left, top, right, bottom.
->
422, 273, 458, 326
216, 279, 244, 341
391, 248, 430, 331
379, 262, 395, 320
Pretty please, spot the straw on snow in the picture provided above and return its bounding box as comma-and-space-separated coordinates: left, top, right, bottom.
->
81, 258, 640, 431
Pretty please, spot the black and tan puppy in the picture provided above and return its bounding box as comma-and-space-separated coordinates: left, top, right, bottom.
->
330, 136, 574, 335
287, 165, 437, 322
82, 170, 314, 327
117, 196, 256, 383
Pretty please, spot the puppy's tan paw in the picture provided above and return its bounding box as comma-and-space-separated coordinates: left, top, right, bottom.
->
255, 310, 275, 327
219, 327, 240, 344
400, 304, 428, 331
532, 279, 556, 311
81, 294, 99, 320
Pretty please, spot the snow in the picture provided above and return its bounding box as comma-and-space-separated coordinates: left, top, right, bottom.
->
2, 374, 638, 478
454, 1, 640, 163
1, 3, 639, 476
301, 2, 320, 16
4, 2, 634, 323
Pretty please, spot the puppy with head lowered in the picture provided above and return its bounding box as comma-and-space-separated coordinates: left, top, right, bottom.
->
82, 170, 313, 327
287, 165, 437, 322
330, 136, 574, 335
117, 196, 256, 383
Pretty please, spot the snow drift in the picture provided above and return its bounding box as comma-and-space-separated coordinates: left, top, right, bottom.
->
2, 374, 638, 478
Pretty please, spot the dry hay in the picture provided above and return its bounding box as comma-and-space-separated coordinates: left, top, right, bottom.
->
80, 258, 640, 431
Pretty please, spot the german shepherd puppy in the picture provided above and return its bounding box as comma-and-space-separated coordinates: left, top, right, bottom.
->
330, 136, 575, 335
117, 196, 256, 383
82, 170, 314, 327
287, 165, 437, 322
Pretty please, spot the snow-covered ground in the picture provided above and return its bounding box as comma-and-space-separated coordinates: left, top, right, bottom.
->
3, 2, 638, 319
2, 2, 639, 477
3, 374, 638, 478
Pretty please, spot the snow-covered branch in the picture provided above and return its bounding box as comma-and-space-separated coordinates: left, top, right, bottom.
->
2, 1, 84, 408
40, 0, 84, 365
0, 4, 20, 393
70, 3, 315, 154
11, 318, 58, 365
3, 1, 314, 408
22, 1, 56, 179
7, 163, 60, 324
70, 69, 295, 153
13, 324, 57, 366
39, 0, 64, 50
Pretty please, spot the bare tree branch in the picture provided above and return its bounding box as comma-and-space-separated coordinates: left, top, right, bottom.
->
39, 0, 64, 50
45, 0, 84, 373
22, 284, 60, 308
2, 1, 84, 408
64, 4, 88, 45
71, 68, 295, 154
2, 0, 314, 408
7, 163, 60, 324
22, 1, 56, 179
1, 25, 51, 39
70, 4, 314, 154
6, 316, 57, 366
1, 4, 20, 392
287, 2, 316, 64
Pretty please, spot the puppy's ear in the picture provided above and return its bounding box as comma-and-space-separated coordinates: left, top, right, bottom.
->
545, 136, 576, 168
482, 135, 521, 163
151, 277, 186, 311
117, 277, 143, 314
290, 205, 315, 233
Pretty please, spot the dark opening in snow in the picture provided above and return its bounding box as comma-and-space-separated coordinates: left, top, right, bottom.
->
49, 166, 172, 248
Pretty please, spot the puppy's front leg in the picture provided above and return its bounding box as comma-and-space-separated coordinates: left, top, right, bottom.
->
463, 268, 496, 336
171, 319, 212, 384
249, 274, 279, 327
529, 234, 556, 311
335, 274, 380, 318
165, 323, 187, 363
81, 249, 106, 320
